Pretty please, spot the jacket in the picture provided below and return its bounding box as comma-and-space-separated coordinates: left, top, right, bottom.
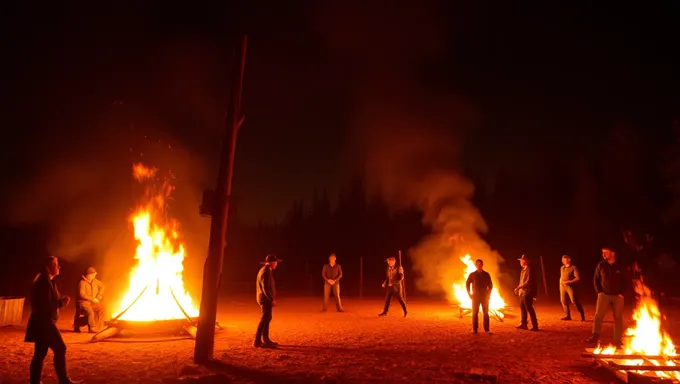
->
383, 266, 404, 288
593, 260, 628, 295
466, 270, 493, 298
517, 266, 537, 296
25, 273, 64, 342
256, 265, 276, 303
322, 264, 343, 282
77, 276, 104, 303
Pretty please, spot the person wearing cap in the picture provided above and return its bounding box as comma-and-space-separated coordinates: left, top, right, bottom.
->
514, 254, 539, 331
255, 254, 281, 348
74, 266, 105, 333
559, 254, 585, 321
466, 259, 493, 334
321, 253, 344, 312
25, 256, 80, 384
378, 256, 407, 317
586, 247, 628, 347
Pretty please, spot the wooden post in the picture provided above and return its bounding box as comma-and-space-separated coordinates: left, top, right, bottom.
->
359, 257, 363, 299
539, 255, 548, 298
194, 35, 248, 364
399, 250, 406, 302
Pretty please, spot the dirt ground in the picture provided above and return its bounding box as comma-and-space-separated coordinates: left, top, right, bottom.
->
2, 295, 677, 384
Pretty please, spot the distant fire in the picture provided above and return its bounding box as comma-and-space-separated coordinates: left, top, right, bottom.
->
452, 254, 506, 318
593, 277, 679, 380
115, 163, 199, 321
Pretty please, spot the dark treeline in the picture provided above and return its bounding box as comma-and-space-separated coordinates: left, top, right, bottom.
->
2, 124, 680, 303
224, 122, 680, 301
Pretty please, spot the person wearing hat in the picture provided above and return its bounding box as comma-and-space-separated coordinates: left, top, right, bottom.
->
25, 256, 80, 384
321, 253, 344, 312
559, 254, 585, 321
586, 247, 628, 347
255, 254, 282, 348
514, 254, 539, 331
378, 256, 407, 317
74, 266, 105, 333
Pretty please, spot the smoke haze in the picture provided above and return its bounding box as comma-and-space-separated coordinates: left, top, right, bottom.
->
317, 1, 506, 298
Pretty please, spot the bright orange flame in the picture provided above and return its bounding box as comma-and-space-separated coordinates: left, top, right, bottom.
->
593, 277, 678, 380
452, 254, 506, 318
116, 163, 199, 321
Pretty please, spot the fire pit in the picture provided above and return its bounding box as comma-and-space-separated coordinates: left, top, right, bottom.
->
90, 163, 216, 343
582, 269, 680, 383
452, 254, 507, 322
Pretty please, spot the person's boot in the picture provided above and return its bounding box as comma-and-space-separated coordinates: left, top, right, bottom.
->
585, 334, 599, 343
516, 324, 528, 330
560, 316, 571, 320
378, 312, 387, 317
579, 312, 586, 321
29, 358, 43, 384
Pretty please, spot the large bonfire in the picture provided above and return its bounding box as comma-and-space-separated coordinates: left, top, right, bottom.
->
115, 163, 199, 321
452, 254, 506, 317
593, 269, 679, 381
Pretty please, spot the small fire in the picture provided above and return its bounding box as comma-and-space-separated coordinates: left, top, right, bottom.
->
593, 276, 679, 380
116, 163, 199, 321
452, 254, 506, 317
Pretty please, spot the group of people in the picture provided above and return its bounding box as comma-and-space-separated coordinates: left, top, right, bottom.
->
24, 246, 628, 382
254, 253, 408, 348
24, 257, 105, 384
255, 247, 629, 349
463, 247, 629, 349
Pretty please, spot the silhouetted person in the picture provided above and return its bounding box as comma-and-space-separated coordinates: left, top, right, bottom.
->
466, 259, 493, 334
514, 254, 539, 331
74, 266, 105, 333
321, 253, 344, 312
25, 256, 80, 384
254, 254, 282, 348
586, 247, 628, 347
378, 256, 407, 318
559, 255, 585, 321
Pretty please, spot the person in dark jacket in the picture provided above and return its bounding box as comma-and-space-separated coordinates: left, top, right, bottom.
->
378, 256, 407, 318
559, 255, 585, 321
321, 253, 344, 312
466, 259, 494, 334
25, 256, 80, 384
514, 254, 539, 331
74, 266, 105, 333
254, 254, 282, 348
586, 247, 628, 347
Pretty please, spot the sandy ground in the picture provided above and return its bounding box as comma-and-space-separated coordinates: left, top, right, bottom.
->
1, 295, 676, 384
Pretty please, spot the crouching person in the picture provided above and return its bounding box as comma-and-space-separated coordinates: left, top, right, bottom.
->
74, 266, 105, 333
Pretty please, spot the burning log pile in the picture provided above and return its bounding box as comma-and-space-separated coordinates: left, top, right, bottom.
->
583, 271, 680, 383
91, 163, 220, 342
452, 254, 507, 322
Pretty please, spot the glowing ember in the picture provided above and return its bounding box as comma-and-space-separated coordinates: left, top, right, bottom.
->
452, 254, 506, 317
593, 276, 679, 380
116, 163, 199, 321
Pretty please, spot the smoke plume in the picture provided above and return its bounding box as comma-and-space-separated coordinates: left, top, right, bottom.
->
2, 36, 223, 303
317, 1, 506, 298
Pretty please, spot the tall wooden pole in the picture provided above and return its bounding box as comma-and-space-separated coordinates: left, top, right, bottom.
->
539, 255, 548, 298
359, 257, 363, 299
194, 35, 248, 364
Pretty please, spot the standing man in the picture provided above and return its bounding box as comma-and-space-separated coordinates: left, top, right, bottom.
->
466, 259, 493, 334
255, 254, 282, 348
74, 266, 105, 333
378, 256, 408, 318
321, 253, 344, 312
586, 247, 628, 347
25, 256, 80, 384
559, 255, 585, 321
514, 254, 539, 331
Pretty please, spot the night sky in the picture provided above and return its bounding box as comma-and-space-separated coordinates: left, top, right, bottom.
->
2, 2, 678, 225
